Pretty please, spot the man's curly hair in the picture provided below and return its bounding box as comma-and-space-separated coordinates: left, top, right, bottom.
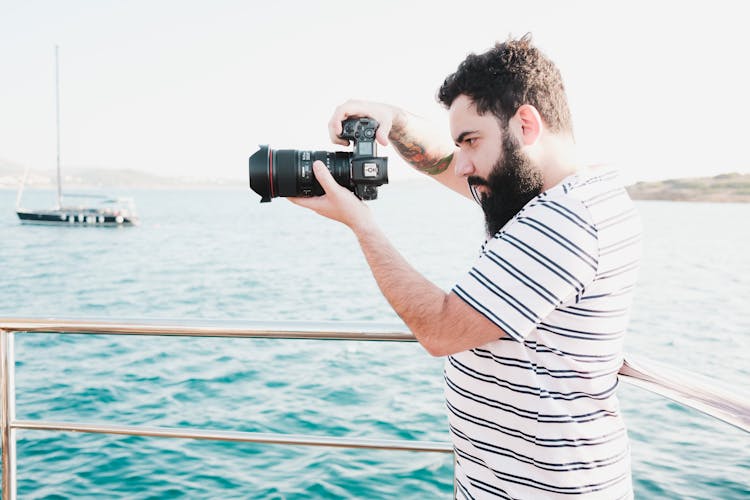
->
438, 34, 573, 135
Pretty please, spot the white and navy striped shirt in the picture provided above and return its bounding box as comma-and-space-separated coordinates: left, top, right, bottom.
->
448, 169, 641, 499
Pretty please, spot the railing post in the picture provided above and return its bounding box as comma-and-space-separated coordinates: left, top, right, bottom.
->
453, 453, 457, 499
1, 330, 17, 500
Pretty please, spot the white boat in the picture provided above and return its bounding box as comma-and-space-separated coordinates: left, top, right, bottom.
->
15, 46, 138, 227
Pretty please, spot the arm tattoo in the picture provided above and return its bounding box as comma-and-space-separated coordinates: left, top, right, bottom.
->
419, 153, 453, 175
390, 128, 453, 176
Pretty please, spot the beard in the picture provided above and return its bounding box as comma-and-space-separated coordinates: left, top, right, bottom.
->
468, 130, 544, 237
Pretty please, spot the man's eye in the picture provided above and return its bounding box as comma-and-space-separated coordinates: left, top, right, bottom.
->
466, 138, 476, 145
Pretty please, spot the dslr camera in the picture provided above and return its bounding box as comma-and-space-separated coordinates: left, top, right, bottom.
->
248, 117, 388, 202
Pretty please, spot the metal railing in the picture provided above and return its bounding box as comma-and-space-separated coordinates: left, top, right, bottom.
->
1, 318, 748, 499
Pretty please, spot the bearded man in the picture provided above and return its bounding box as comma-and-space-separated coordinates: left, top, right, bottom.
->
291, 34, 642, 499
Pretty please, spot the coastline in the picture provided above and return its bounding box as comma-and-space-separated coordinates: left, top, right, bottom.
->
2, 164, 749, 201
625, 173, 750, 203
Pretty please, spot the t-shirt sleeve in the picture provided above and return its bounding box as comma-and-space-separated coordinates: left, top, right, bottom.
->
452, 197, 599, 342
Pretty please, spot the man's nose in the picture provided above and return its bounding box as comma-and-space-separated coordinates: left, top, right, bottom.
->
454, 151, 474, 177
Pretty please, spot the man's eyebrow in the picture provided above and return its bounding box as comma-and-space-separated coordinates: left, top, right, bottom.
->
454, 130, 478, 146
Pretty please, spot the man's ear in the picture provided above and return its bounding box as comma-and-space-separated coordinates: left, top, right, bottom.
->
514, 104, 544, 146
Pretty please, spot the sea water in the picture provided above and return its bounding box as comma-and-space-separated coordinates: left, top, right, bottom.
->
1, 182, 748, 499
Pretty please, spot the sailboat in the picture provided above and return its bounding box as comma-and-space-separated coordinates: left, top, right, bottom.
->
15, 46, 138, 226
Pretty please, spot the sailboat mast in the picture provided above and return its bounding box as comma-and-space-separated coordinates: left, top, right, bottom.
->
55, 45, 62, 209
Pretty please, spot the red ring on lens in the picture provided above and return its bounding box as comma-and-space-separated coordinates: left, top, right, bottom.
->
268, 147, 275, 198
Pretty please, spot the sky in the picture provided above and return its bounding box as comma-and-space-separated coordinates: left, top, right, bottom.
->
1, 0, 749, 185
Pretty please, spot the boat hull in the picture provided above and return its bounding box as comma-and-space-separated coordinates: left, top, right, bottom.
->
16, 209, 137, 226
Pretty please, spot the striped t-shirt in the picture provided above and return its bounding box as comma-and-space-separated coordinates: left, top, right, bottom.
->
447, 168, 641, 499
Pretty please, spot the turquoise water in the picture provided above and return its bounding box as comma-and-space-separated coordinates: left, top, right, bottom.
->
1, 184, 749, 499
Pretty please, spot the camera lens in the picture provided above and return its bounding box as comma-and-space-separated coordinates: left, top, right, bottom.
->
248, 146, 352, 202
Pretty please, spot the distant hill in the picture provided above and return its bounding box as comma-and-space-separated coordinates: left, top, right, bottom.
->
0, 159, 243, 189
626, 173, 750, 203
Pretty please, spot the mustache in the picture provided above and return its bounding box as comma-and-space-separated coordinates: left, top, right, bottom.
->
467, 176, 489, 187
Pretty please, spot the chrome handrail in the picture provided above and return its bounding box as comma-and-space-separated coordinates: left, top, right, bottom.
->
12, 420, 453, 453
619, 357, 749, 433
0, 317, 417, 341
0, 330, 17, 498
1, 317, 748, 499
0, 318, 445, 500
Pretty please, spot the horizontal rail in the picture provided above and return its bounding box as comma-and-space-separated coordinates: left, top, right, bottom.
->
1, 317, 748, 434
619, 358, 749, 433
0, 317, 415, 341
13, 420, 454, 453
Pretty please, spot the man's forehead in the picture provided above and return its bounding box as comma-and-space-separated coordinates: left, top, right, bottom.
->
449, 96, 501, 139
448, 94, 478, 116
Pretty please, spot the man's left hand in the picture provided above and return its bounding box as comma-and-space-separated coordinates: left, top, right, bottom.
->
289, 160, 373, 232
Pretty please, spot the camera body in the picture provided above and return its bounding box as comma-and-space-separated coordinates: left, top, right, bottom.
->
248, 118, 389, 203
338, 118, 388, 200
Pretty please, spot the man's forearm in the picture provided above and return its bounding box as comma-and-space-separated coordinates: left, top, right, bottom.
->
351, 222, 448, 355
389, 110, 455, 176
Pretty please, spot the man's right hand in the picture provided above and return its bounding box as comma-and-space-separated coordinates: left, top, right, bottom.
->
328, 99, 470, 200
328, 99, 401, 147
